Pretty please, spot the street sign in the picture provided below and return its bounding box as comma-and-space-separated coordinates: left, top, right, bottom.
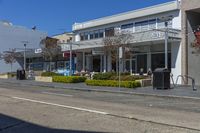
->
119, 47, 123, 59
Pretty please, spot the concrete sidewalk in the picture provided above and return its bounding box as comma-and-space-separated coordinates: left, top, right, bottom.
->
0, 79, 200, 99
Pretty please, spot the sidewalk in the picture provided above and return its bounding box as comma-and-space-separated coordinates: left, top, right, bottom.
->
0, 79, 200, 99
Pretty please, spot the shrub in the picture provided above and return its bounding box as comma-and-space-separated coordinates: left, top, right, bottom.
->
85, 80, 141, 88
41, 72, 61, 77
110, 75, 148, 81
93, 72, 148, 81
7, 72, 16, 77
93, 72, 116, 80
53, 76, 87, 83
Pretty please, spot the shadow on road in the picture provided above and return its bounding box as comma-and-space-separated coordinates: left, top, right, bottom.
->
0, 113, 109, 133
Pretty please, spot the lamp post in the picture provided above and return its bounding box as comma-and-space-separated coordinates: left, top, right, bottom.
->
159, 16, 173, 69
164, 21, 169, 69
24, 44, 27, 71
69, 43, 72, 76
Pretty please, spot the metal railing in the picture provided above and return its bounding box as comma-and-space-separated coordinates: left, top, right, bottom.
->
62, 29, 181, 51
174, 75, 197, 91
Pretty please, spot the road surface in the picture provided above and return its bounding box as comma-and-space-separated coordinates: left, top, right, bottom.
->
0, 81, 200, 133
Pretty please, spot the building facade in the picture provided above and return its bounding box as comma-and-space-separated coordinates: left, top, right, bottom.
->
0, 21, 47, 73
181, 0, 200, 85
62, 0, 183, 83
26, 32, 75, 73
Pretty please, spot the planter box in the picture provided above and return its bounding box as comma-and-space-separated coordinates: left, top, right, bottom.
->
138, 79, 152, 87
0, 74, 9, 79
35, 76, 52, 83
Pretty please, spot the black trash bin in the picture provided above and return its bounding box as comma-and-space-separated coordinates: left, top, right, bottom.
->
16, 70, 26, 80
16, 70, 20, 80
153, 68, 170, 89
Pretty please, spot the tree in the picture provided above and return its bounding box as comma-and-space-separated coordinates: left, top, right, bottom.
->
191, 27, 200, 55
0, 49, 18, 73
40, 37, 61, 71
103, 30, 133, 72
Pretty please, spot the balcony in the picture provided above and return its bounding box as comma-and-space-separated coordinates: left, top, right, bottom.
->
61, 28, 181, 51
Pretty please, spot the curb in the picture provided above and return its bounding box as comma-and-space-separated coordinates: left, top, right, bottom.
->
4, 80, 200, 101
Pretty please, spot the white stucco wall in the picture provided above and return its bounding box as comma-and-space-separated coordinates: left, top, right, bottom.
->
172, 10, 181, 29
74, 10, 181, 42
171, 42, 182, 84
0, 21, 47, 73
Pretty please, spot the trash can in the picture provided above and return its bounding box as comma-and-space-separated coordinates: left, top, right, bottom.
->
16, 69, 26, 80
16, 70, 20, 80
153, 68, 170, 89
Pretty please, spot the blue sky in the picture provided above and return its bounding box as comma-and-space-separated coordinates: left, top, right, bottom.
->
0, 0, 174, 36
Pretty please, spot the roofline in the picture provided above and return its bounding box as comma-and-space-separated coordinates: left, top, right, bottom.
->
0, 21, 48, 34
51, 32, 75, 38
73, 0, 180, 31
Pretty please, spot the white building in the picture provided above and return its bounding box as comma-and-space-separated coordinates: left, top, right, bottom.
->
62, 0, 182, 83
0, 21, 47, 73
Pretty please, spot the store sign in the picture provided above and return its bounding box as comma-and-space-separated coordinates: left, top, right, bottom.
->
35, 48, 42, 54
151, 31, 163, 39
92, 48, 104, 55
63, 52, 76, 58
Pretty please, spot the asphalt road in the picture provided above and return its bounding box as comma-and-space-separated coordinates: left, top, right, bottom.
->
0, 82, 200, 133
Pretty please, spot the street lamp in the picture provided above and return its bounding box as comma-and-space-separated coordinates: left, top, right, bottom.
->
164, 21, 169, 69
159, 16, 173, 69
24, 44, 27, 71
69, 42, 72, 76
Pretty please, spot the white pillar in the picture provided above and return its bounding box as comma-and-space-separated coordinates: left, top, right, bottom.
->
86, 56, 89, 72
83, 52, 85, 72
171, 43, 181, 84
103, 53, 107, 73
100, 55, 103, 72
147, 53, 152, 71
107, 50, 112, 72
147, 46, 152, 71
130, 55, 132, 75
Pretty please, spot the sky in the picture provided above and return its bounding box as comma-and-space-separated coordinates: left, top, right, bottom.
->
0, 0, 174, 36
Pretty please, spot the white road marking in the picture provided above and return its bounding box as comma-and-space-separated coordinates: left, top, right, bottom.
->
12, 96, 109, 115
42, 92, 73, 97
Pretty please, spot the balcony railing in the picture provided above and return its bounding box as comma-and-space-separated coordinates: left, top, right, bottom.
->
61, 28, 181, 51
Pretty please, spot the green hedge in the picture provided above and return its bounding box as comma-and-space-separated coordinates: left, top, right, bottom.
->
85, 80, 141, 88
93, 72, 148, 81
110, 75, 147, 81
41, 72, 61, 77
53, 76, 87, 83
93, 72, 115, 80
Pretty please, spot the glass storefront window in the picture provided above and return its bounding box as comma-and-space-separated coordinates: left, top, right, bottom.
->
80, 33, 84, 41
90, 32, 94, 39
84, 32, 89, 40
149, 19, 156, 29
57, 61, 65, 69
105, 27, 114, 37
99, 30, 104, 38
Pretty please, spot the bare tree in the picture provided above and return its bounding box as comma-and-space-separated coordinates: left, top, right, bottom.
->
40, 37, 61, 71
103, 30, 133, 72
0, 49, 18, 73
